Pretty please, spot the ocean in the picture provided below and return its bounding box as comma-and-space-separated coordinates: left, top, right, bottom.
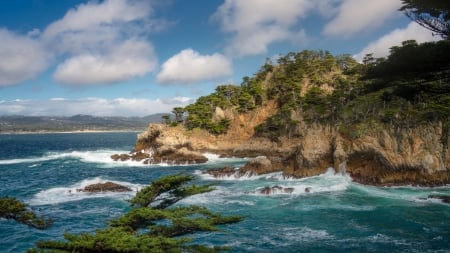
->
0, 132, 449, 253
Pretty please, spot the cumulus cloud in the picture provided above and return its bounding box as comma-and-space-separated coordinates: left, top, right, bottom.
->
53, 39, 157, 85
212, 0, 314, 56
43, 0, 159, 85
0, 97, 192, 117
0, 29, 49, 86
156, 49, 232, 84
323, 0, 402, 37
354, 22, 441, 61
0, 0, 164, 87
42, 0, 150, 41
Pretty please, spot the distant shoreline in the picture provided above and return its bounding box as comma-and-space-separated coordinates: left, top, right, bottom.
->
0, 129, 142, 135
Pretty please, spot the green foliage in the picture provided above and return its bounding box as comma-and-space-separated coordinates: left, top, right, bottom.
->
30, 174, 242, 253
0, 196, 53, 229
360, 40, 450, 126
129, 174, 214, 209
181, 82, 263, 135
252, 39, 448, 140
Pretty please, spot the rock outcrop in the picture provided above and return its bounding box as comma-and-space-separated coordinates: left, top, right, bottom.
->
259, 186, 295, 195
428, 195, 450, 204
80, 182, 132, 193
112, 95, 449, 186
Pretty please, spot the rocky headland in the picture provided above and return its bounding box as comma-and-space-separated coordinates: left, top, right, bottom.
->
112, 109, 449, 186
112, 44, 450, 187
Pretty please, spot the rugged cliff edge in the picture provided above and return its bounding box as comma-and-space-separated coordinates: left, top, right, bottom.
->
112, 44, 450, 186
113, 116, 449, 186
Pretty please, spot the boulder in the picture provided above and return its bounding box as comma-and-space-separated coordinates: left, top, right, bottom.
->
428, 195, 450, 204
241, 156, 273, 174
204, 167, 238, 178
259, 186, 295, 195
81, 182, 132, 193
110, 154, 131, 161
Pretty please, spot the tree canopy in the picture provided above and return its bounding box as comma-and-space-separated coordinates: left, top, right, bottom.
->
400, 0, 450, 39
28, 174, 243, 253
0, 196, 53, 229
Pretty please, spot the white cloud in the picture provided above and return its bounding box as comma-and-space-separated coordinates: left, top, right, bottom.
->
43, 0, 160, 85
156, 49, 232, 84
0, 97, 193, 117
43, 0, 150, 40
212, 0, 314, 56
53, 39, 157, 85
0, 0, 164, 87
323, 0, 402, 37
354, 22, 441, 61
0, 29, 49, 86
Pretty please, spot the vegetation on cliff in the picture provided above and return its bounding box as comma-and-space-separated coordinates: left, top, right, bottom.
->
27, 174, 242, 252
168, 39, 449, 142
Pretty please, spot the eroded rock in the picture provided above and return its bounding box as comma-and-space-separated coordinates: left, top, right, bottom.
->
259, 186, 295, 195
81, 182, 132, 193
428, 195, 450, 204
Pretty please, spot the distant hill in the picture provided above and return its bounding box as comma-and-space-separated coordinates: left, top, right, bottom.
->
0, 114, 167, 133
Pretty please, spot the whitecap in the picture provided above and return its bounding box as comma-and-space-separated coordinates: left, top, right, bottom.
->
0, 149, 130, 166
281, 227, 334, 242
250, 168, 352, 196
29, 177, 143, 206
178, 185, 252, 206
203, 153, 249, 164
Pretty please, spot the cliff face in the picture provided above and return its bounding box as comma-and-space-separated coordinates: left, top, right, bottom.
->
129, 106, 449, 186
119, 45, 450, 186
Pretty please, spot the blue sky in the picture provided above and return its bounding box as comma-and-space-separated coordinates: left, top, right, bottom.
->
0, 0, 440, 116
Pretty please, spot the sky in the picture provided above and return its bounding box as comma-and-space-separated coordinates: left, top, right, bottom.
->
0, 0, 441, 117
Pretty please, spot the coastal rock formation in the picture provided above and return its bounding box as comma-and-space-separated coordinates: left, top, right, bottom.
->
259, 186, 295, 195
111, 44, 450, 186
80, 182, 132, 193
428, 195, 450, 204
203, 156, 276, 179
119, 119, 449, 186
112, 124, 208, 165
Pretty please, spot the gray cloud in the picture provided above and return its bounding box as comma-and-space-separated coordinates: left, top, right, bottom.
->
0, 29, 49, 86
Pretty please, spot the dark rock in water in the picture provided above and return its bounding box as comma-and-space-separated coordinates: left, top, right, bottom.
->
152, 147, 208, 164
259, 185, 294, 195
305, 187, 312, 193
111, 147, 207, 165
203, 166, 261, 179
283, 187, 295, 193
132, 151, 150, 161
111, 154, 131, 161
82, 182, 132, 193
204, 167, 237, 178
428, 195, 450, 204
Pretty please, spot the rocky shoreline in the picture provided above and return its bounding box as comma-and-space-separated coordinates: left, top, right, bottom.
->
111, 119, 450, 187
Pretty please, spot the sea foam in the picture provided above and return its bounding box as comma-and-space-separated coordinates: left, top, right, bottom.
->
29, 177, 142, 206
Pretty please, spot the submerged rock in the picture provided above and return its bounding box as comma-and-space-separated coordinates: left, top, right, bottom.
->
428, 195, 450, 204
259, 186, 295, 195
81, 182, 132, 193
204, 167, 240, 178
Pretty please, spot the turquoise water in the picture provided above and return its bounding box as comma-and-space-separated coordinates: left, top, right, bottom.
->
0, 132, 449, 252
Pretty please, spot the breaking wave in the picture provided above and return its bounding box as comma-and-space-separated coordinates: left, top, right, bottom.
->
29, 177, 142, 206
